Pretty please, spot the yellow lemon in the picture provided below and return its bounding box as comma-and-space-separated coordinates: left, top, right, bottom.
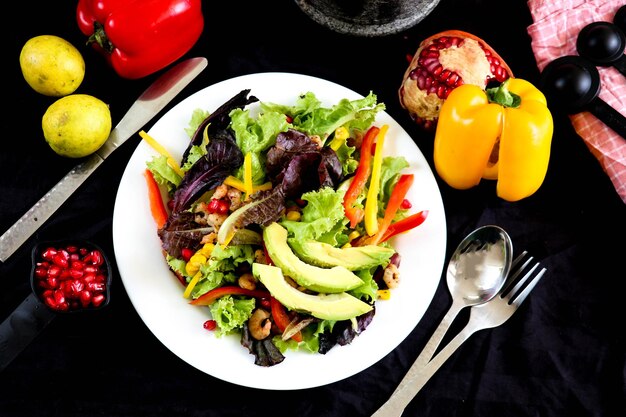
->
42, 94, 112, 158
20, 35, 85, 97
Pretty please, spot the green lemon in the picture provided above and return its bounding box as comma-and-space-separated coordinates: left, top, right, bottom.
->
20, 35, 85, 97
42, 94, 112, 158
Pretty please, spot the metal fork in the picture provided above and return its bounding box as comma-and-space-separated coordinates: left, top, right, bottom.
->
371, 251, 547, 417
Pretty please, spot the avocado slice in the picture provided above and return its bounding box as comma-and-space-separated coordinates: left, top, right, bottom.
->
252, 263, 373, 321
288, 239, 395, 271
263, 222, 364, 293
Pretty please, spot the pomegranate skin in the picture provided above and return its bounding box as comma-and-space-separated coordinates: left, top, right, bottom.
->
399, 30, 514, 130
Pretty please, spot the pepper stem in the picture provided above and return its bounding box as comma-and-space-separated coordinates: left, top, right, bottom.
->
486, 80, 521, 108
86, 21, 115, 54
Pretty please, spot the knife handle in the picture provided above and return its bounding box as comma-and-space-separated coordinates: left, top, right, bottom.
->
0, 293, 57, 372
0, 154, 104, 262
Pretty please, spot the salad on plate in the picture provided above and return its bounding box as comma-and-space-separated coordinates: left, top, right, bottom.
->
142, 88, 429, 367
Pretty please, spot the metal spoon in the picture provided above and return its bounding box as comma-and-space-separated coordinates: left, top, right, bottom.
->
576, 21, 626, 76
392, 224, 512, 394
539, 55, 626, 139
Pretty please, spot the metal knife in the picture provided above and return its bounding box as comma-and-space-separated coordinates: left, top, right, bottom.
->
0, 57, 208, 262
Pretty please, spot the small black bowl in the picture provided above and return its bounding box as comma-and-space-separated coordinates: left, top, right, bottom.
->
30, 240, 113, 314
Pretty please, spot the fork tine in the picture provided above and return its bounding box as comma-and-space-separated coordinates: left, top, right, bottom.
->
509, 266, 546, 306
500, 251, 533, 296
506, 261, 540, 299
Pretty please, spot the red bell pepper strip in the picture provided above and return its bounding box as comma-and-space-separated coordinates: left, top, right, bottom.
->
343, 126, 380, 228
144, 169, 169, 229
369, 174, 414, 245
270, 297, 303, 342
76, 0, 204, 79
190, 286, 270, 306
379, 210, 429, 243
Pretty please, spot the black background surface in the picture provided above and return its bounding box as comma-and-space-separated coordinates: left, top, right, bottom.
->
1, 1, 625, 416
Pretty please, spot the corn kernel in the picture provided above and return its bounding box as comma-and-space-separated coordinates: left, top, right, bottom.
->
286, 210, 301, 221
185, 262, 199, 276
377, 289, 391, 300
200, 243, 214, 257
341, 242, 352, 249
348, 230, 360, 241
185, 253, 207, 275
189, 253, 207, 265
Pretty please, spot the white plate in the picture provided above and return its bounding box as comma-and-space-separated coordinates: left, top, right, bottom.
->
112, 72, 447, 390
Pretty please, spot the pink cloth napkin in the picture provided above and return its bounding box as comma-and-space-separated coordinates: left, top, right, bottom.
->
527, 0, 626, 204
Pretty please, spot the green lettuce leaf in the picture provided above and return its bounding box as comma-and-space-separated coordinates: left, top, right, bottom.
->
209, 295, 256, 337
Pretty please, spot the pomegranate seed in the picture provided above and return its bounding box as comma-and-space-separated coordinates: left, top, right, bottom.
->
70, 280, 84, 295
203, 320, 217, 331
66, 245, 78, 254
87, 282, 105, 292
47, 276, 59, 289
92, 294, 105, 307
34, 266, 48, 278
208, 198, 229, 215
79, 290, 92, 308
52, 253, 69, 268
69, 268, 83, 279
47, 265, 61, 279
41, 248, 57, 261
53, 289, 66, 305
401, 199, 412, 209
181, 248, 194, 262
44, 296, 57, 309
84, 265, 98, 275
90, 250, 104, 266
79, 247, 88, 256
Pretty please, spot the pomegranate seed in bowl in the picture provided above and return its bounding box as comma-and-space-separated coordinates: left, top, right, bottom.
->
30, 240, 112, 313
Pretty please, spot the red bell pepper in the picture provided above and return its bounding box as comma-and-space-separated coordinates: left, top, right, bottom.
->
190, 286, 270, 306
76, 0, 204, 79
369, 174, 414, 245
379, 210, 429, 243
343, 126, 380, 228
144, 169, 169, 229
270, 297, 303, 342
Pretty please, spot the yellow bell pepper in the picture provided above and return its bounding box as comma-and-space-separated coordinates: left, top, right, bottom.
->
433, 78, 553, 202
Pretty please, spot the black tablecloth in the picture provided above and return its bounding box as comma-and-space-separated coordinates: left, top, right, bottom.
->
2, 1, 625, 416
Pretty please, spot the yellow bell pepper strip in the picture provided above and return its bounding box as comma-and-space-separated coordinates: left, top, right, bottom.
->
364, 124, 389, 236
139, 130, 184, 177
433, 78, 553, 202
369, 173, 414, 245
144, 169, 169, 228
223, 176, 272, 193
183, 271, 202, 298
343, 125, 379, 228
243, 152, 253, 199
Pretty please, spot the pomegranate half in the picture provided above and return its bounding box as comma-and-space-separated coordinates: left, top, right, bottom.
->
399, 30, 514, 130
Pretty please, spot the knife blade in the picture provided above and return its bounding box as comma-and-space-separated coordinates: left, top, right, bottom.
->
0, 56, 208, 263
